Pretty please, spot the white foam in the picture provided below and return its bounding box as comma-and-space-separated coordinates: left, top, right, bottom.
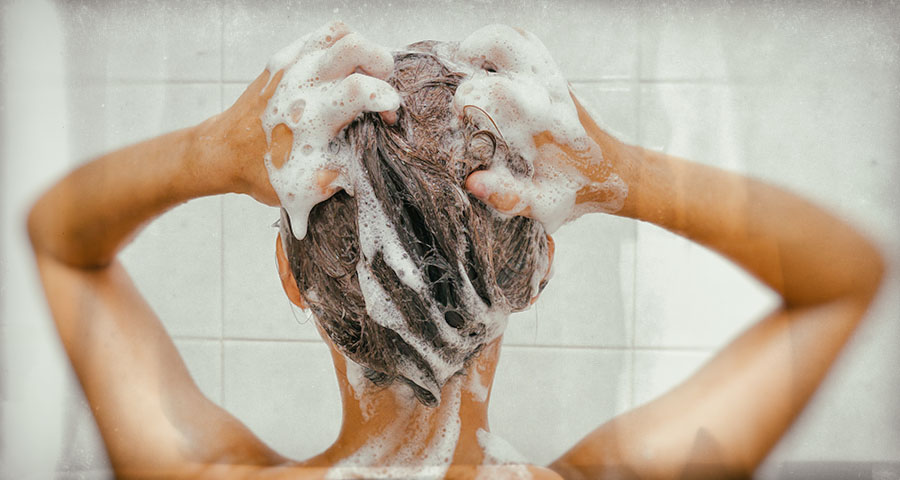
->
453, 24, 627, 232
355, 259, 448, 396
265, 26, 561, 402
467, 367, 489, 403
355, 173, 428, 293
344, 358, 376, 422
327, 376, 465, 479
352, 171, 513, 399
262, 23, 400, 240
476, 428, 532, 479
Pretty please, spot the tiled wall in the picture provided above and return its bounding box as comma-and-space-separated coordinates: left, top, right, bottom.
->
4, 1, 898, 478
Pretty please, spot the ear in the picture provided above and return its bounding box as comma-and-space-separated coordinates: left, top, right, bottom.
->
275, 233, 307, 309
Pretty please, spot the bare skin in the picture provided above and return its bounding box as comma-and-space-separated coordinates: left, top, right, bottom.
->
28, 26, 883, 480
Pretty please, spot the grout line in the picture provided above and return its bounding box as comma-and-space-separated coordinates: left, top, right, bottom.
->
630, 0, 645, 410
503, 343, 714, 353
636, 78, 734, 85
564, 76, 638, 84
104, 79, 223, 86
218, 0, 226, 408
171, 335, 223, 342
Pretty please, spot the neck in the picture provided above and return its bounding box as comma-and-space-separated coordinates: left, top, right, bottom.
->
315, 336, 502, 469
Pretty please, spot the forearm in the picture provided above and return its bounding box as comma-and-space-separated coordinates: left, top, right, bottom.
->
576, 105, 883, 306
551, 106, 886, 479
28, 122, 230, 268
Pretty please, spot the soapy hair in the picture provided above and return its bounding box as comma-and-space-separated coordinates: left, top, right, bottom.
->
280, 41, 548, 407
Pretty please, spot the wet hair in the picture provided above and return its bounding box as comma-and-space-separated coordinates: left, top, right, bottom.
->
280, 41, 549, 407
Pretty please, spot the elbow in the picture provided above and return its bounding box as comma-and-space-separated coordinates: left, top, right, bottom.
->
784, 231, 887, 310
851, 238, 886, 304
25, 200, 44, 254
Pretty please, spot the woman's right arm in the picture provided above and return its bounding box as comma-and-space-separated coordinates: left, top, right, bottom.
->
469, 96, 885, 478
27, 21, 400, 478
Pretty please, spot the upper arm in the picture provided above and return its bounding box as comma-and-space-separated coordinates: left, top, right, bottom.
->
34, 254, 283, 476
550, 295, 876, 479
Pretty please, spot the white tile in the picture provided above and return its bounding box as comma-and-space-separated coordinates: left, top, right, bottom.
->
730, 80, 900, 256
223, 1, 637, 82
639, 83, 747, 170
68, 84, 221, 164
120, 196, 223, 338
634, 82, 780, 349
501, 307, 538, 346
489, 346, 631, 466
55, 471, 113, 480
174, 339, 223, 405
103, 84, 221, 154
59, 2, 221, 81
668, 3, 900, 85
54, 387, 111, 473
222, 84, 246, 111
65, 84, 112, 165
222, 194, 322, 340
222, 340, 341, 460
534, 214, 635, 347
631, 349, 712, 408
569, 83, 638, 145
639, 2, 730, 81
633, 222, 777, 348
759, 274, 900, 465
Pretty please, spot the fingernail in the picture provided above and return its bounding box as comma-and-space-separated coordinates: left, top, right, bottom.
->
466, 176, 487, 199
380, 110, 398, 125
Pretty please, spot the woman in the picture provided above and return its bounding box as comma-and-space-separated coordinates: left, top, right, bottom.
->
27, 23, 884, 479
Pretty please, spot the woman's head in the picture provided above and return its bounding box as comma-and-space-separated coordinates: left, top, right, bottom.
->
279, 41, 550, 406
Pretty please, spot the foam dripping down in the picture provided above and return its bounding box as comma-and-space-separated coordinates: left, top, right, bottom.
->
261, 22, 400, 240
326, 374, 465, 480
263, 27, 559, 405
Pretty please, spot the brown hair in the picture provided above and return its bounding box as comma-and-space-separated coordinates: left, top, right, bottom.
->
280, 41, 549, 406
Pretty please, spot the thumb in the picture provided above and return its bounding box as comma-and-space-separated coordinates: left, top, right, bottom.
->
465, 169, 532, 217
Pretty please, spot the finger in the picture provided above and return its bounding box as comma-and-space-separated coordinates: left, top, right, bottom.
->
326, 73, 400, 134
315, 168, 342, 196
269, 123, 294, 169
316, 32, 395, 81
379, 110, 398, 125
260, 69, 286, 99
546, 234, 555, 266
465, 170, 531, 216
306, 20, 352, 51
488, 191, 527, 214
457, 24, 524, 72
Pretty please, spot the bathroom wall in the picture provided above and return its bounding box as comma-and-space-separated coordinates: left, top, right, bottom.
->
2, 1, 898, 478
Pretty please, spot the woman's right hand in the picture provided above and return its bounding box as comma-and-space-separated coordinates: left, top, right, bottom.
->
198, 21, 400, 209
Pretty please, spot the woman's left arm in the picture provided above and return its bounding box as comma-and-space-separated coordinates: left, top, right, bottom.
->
27, 69, 292, 477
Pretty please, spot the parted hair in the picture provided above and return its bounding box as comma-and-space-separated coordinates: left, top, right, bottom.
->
280, 41, 549, 406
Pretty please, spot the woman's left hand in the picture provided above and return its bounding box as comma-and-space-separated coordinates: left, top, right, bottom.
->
453, 25, 628, 232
